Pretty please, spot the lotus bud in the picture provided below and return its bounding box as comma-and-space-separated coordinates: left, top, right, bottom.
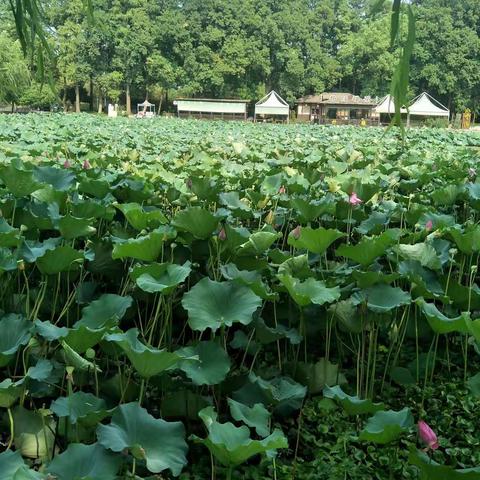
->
425, 220, 433, 231
265, 210, 275, 225
170, 242, 177, 249
218, 228, 227, 241
66, 366, 75, 383
63, 159, 71, 168
17, 260, 25, 271
418, 420, 439, 451
278, 185, 286, 195
349, 192, 363, 206
291, 225, 302, 239
82, 159, 91, 170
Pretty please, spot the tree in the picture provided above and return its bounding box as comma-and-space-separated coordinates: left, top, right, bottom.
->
0, 32, 30, 110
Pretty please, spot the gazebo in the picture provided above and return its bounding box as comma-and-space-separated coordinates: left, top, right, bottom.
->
254, 91, 289, 123
406, 92, 449, 126
137, 100, 155, 118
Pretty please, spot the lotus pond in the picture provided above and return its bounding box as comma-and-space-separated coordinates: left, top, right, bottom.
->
0, 114, 479, 479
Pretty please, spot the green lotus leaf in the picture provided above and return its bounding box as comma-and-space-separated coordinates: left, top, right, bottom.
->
61, 341, 101, 372
254, 317, 301, 345
0, 162, 41, 197
290, 197, 335, 222
64, 325, 107, 353
79, 178, 111, 198
162, 390, 211, 420
191, 406, 287, 467
51, 392, 110, 425
105, 329, 183, 378
417, 299, 470, 334
359, 407, 413, 444
0, 450, 39, 480
46, 443, 121, 480
328, 299, 362, 333
261, 173, 284, 195
288, 358, 347, 395
352, 271, 400, 288
172, 206, 218, 239
97, 402, 188, 475
25, 359, 53, 381
0, 314, 32, 367
395, 243, 442, 270
447, 226, 480, 254
227, 398, 271, 437
467, 372, 480, 398
115, 202, 167, 230
182, 278, 262, 332
238, 231, 280, 255
13, 406, 56, 459
19, 238, 61, 263
130, 261, 191, 294
356, 212, 390, 235
287, 226, 344, 254
0, 219, 21, 248
277, 274, 340, 307
323, 385, 385, 415
465, 317, 480, 343
219, 191, 251, 215
57, 214, 97, 239
277, 254, 312, 279
352, 284, 411, 313
34, 320, 68, 341
36, 246, 84, 275
31, 185, 67, 206
336, 230, 400, 266
220, 263, 275, 300
33, 165, 75, 191
77, 294, 133, 329
408, 448, 480, 479
112, 227, 175, 261
233, 373, 306, 415
0, 379, 23, 408
178, 341, 231, 386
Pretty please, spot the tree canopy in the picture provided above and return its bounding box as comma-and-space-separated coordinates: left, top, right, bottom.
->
0, 0, 478, 115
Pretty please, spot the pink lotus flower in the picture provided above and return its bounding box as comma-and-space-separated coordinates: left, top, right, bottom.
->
82, 159, 91, 170
291, 225, 301, 239
425, 220, 433, 231
349, 192, 362, 206
63, 159, 71, 168
218, 228, 226, 241
278, 185, 286, 195
418, 420, 439, 451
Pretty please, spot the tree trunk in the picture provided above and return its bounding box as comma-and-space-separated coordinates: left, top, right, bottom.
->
98, 93, 103, 114
75, 84, 81, 113
89, 76, 94, 111
126, 83, 131, 116
63, 78, 68, 112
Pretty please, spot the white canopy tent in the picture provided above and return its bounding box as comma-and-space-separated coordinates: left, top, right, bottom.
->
255, 91, 289, 122
137, 100, 155, 118
373, 94, 407, 115
407, 92, 449, 125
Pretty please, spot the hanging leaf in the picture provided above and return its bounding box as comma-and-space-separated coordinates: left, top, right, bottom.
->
77, 294, 133, 329
57, 214, 96, 239
417, 299, 469, 334
115, 202, 167, 230
0, 314, 32, 367
352, 284, 411, 313
50, 392, 110, 426
36, 246, 83, 275
97, 402, 188, 476
172, 207, 218, 239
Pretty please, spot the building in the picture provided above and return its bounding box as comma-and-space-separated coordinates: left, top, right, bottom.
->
296, 92, 378, 124
173, 98, 249, 120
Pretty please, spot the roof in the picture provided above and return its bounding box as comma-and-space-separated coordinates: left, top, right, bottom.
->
297, 92, 377, 106
138, 100, 155, 107
174, 98, 249, 104
374, 94, 407, 114
255, 90, 288, 107
408, 92, 449, 117
255, 90, 289, 116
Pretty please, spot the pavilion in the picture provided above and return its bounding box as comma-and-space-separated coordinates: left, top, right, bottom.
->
254, 91, 289, 123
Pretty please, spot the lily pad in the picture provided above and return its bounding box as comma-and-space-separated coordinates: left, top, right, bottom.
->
359, 407, 413, 444
323, 385, 385, 415
130, 261, 191, 294
278, 274, 340, 307
287, 226, 344, 254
